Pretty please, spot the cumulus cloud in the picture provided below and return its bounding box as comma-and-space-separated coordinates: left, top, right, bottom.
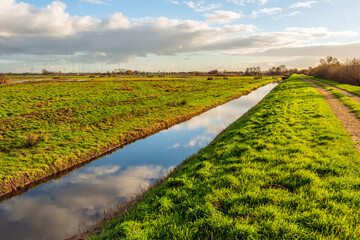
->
0, 0, 357, 68
290, 1, 317, 8
222, 24, 256, 33
204, 11, 244, 24
0, 0, 129, 37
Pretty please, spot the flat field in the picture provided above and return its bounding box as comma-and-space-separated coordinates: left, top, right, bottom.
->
0, 75, 276, 195
91, 75, 360, 239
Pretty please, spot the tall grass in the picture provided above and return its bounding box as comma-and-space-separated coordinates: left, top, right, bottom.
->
0, 74, 9, 84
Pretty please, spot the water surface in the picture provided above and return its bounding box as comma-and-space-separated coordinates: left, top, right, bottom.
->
0, 83, 278, 240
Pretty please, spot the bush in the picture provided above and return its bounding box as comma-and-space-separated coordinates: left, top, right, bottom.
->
22, 133, 42, 148
310, 57, 360, 86
0, 74, 9, 84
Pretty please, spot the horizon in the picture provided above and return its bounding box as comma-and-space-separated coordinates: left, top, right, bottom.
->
0, 0, 360, 73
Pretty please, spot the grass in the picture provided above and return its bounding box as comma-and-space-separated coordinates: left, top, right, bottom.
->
307, 79, 360, 119
0, 75, 277, 196
306, 75, 360, 97
90, 75, 360, 239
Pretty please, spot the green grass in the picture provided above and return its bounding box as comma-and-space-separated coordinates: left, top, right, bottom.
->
91, 75, 360, 239
0, 75, 277, 194
306, 75, 360, 97
307, 79, 360, 119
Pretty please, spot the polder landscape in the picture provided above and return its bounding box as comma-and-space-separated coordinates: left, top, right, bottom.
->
1, 0, 360, 240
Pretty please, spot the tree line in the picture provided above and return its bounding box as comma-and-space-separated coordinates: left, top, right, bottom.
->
310, 56, 360, 86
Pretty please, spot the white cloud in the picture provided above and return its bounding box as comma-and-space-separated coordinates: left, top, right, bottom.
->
285, 27, 357, 39
0, 0, 357, 69
167, 0, 179, 4
227, 0, 269, 5
251, 7, 282, 18
288, 11, 300, 16
290, 1, 317, 8
183, 1, 221, 12
241, 42, 360, 59
204, 11, 244, 24
80, 0, 107, 4
0, 0, 130, 37
222, 24, 256, 33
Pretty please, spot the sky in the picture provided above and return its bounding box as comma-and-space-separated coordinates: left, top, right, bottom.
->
0, 0, 359, 73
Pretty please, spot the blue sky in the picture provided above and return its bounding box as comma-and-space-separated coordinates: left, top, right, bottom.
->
0, 0, 359, 72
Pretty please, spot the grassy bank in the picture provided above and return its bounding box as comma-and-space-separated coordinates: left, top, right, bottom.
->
306, 77, 360, 119
91, 75, 360, 239
0, 75, 276, 197
306, 75, 360, 97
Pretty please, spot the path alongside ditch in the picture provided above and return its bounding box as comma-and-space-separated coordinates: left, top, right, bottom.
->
303, 76, 360, 103
299, 76, 360, 150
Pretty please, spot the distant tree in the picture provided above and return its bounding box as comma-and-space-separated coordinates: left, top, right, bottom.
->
310, 57, 360, 86
42, 69, 49, 75
288, 68, 299, 74
208, 69, 219, 75
245, 66, 261, 76
126, 70, 133, 75
279, 65, 287, 74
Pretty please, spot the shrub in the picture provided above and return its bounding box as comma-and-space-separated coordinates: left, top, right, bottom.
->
310, 57, 360, 86
0, 74, 9, 84
22, 133, 42, 148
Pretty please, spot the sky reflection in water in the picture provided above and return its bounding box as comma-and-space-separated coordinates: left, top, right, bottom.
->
0, 83, 278, 240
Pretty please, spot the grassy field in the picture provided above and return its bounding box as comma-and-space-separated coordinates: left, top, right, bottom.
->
0, 75, 276, 196
90, 75, 360, 239
306, 75, 360, 97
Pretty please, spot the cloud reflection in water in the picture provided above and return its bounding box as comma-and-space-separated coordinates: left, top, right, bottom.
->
0, 164, 172, 240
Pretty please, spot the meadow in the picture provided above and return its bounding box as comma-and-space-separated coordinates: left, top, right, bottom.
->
0, 75, 276, 196
90, 75, 360, 239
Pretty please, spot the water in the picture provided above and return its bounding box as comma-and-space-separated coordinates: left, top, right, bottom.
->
0, 83, 278, 240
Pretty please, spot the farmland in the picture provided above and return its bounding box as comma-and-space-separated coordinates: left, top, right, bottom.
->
90, 75, 360, 239
0, 75, 277, 197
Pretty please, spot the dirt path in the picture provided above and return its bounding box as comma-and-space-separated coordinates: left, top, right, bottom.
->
303, 76, 360, 103
298, 76, 360, 150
